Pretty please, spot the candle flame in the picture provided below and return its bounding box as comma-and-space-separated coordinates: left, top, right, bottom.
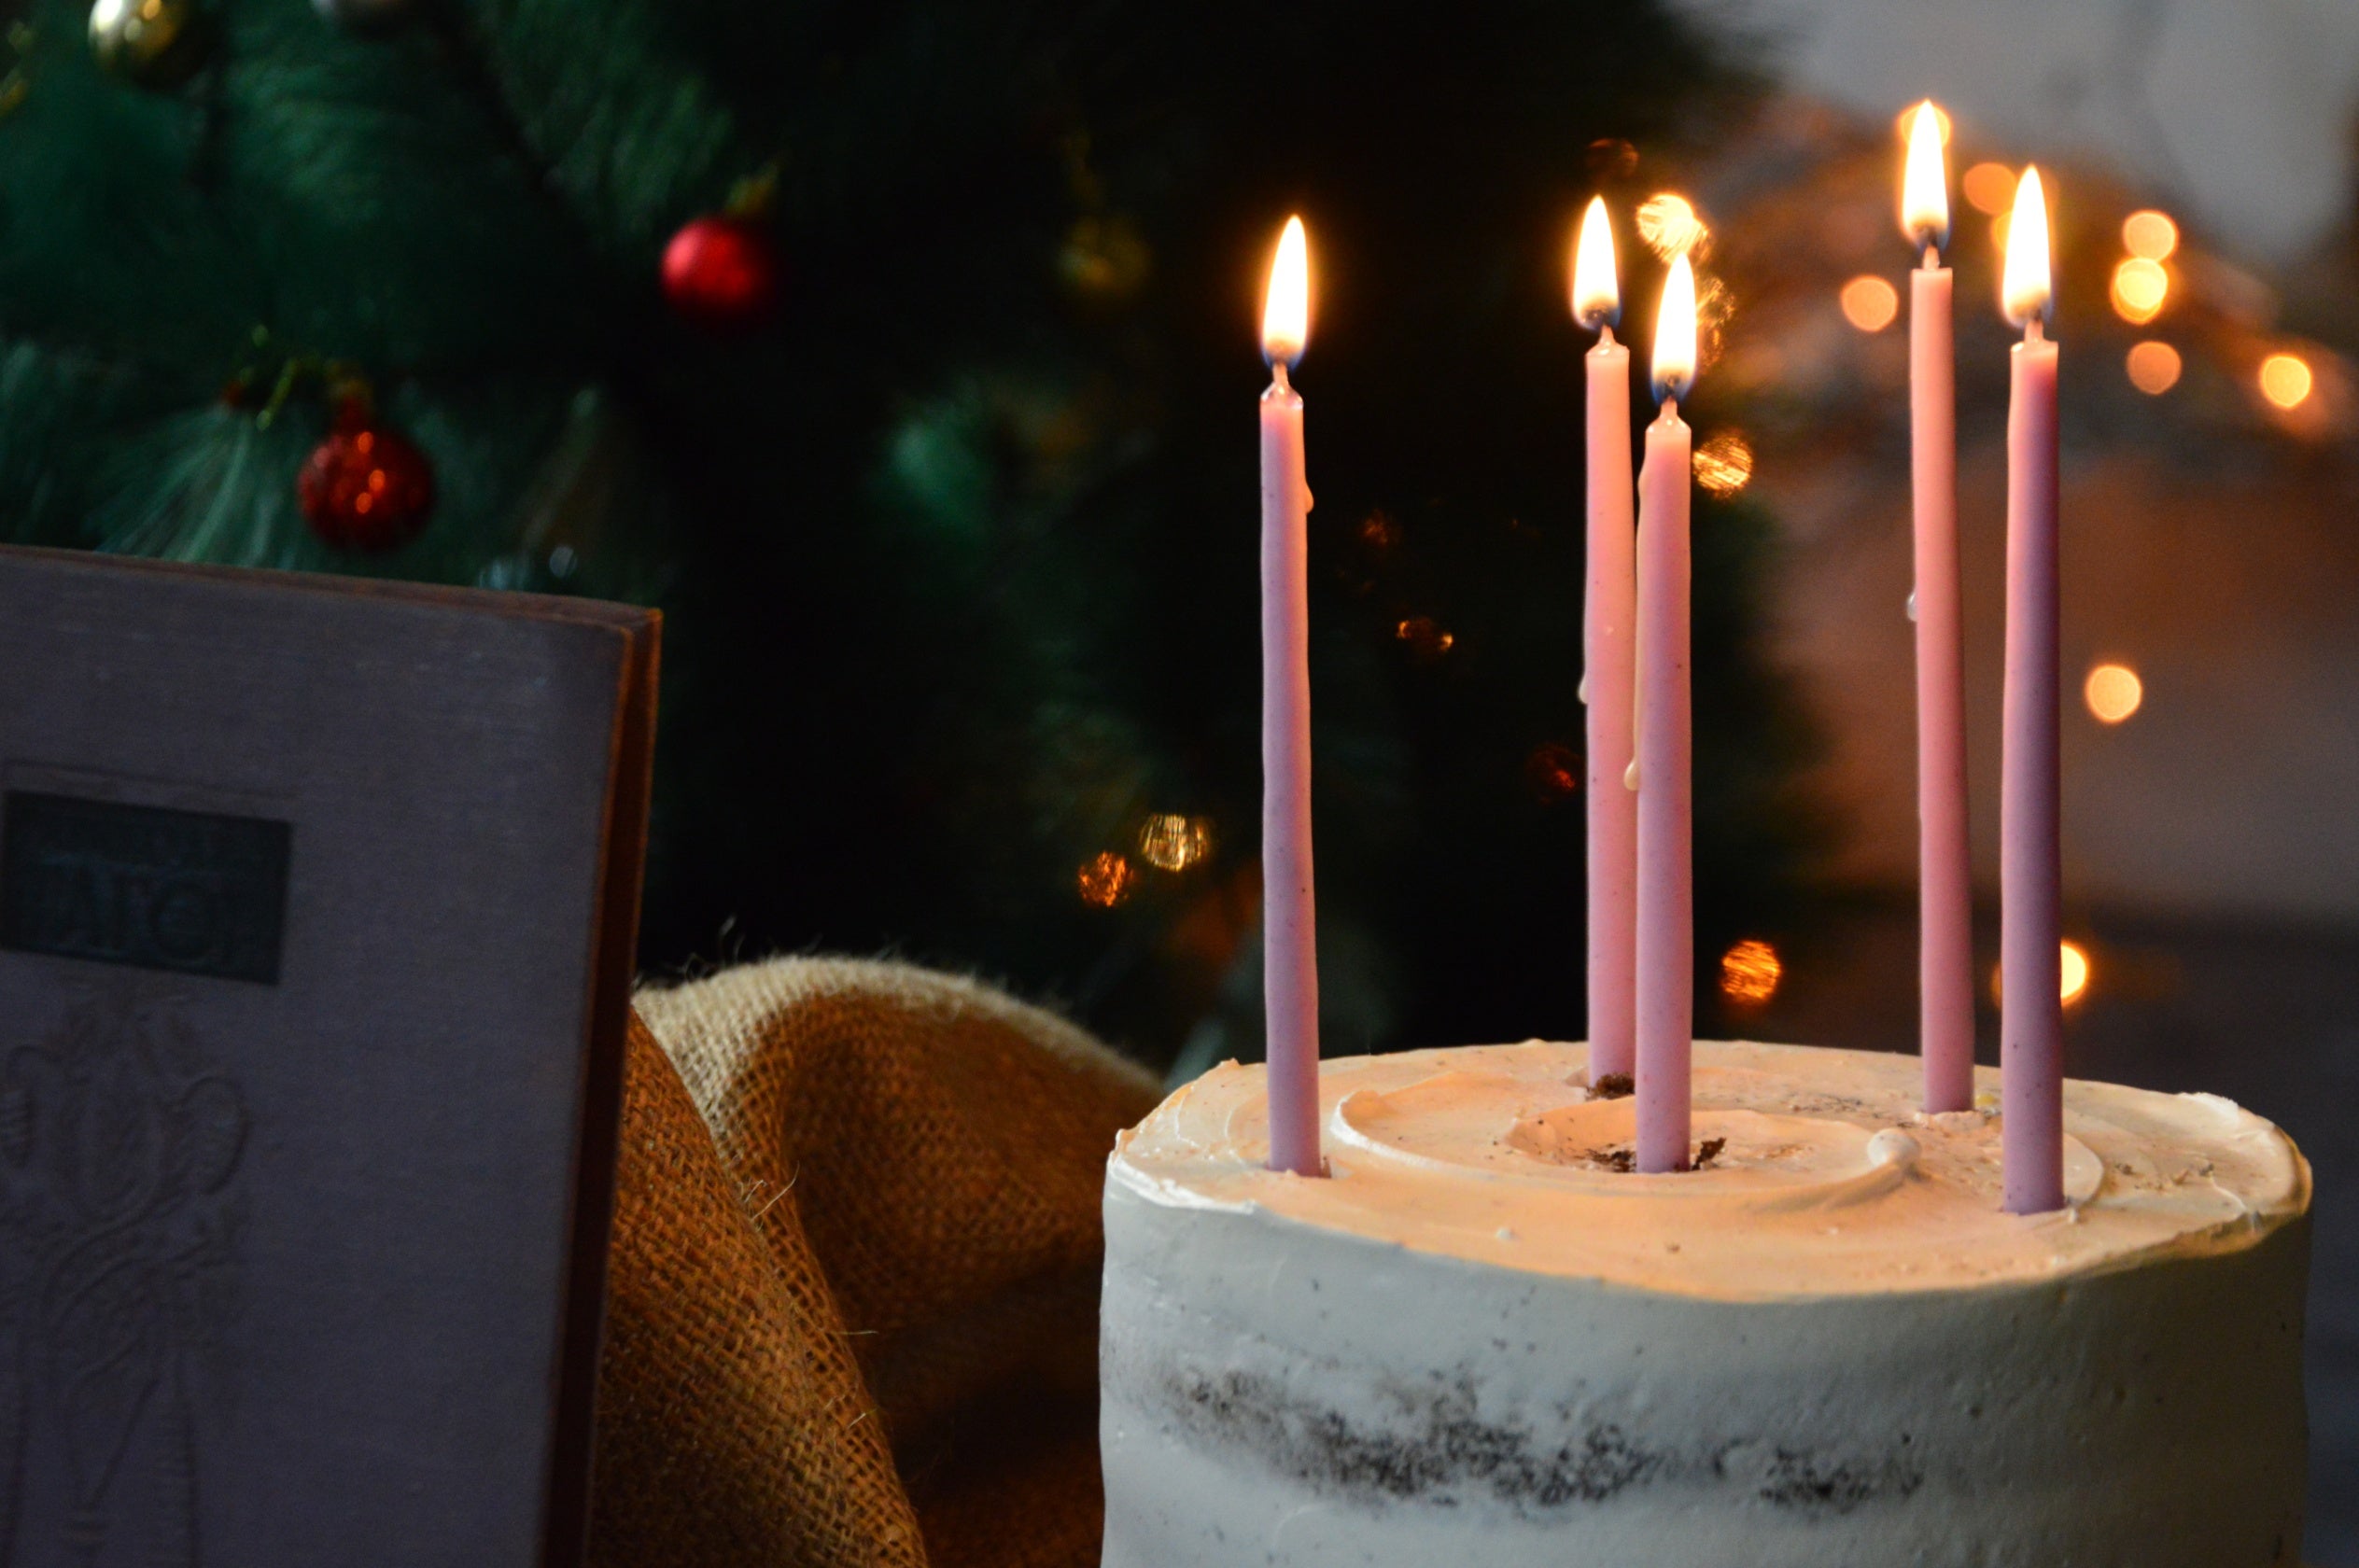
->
1651, 252, 1697, 404
2002, 167, 2052, 328
1571, 196, 1620, 329
1901, 101, 1949, 251
1261, 216, 1310, 367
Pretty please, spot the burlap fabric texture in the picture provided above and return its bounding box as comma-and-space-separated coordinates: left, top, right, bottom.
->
590, 957, 1159, 1568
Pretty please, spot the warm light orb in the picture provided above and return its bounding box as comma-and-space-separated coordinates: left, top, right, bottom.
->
1077, 851, 1137, 908
1636, 193, 1706, 262
1652, 252, 1698, 403
2125, 341, 2182, 395
1962, 161, 2016, 216
1839, 274, 1900, 332
1894, 100, 1952, 147
1692, 430, 1754, 497
1139, 814, 1212, 872
1572, 196, 1621, 329
2060, 941, 2091, 1006
2085, 663, 2143, 722
1720, 939, 1783, 1005
1995, 942, 2095, 1004
2259, 353, 2314, 410
1260, 216, 1310, 367
1901, 101, 1949, 248
2110, 259, 2168, 325
2001, 167, 2052, 327
2122, 209, 2179, 261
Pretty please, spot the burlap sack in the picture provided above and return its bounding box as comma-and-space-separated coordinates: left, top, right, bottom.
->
590, 958, 1160, 1568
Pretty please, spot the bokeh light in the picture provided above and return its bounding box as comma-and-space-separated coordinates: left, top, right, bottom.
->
1692, 430, 1754, 497
2259, 353, 2314, 410
1524, 742, 1581, 805
1585, 137, 1639, 180
2121, 209, 2179, 261
1838, 274, 1900, 332
1138, 814, 1211, 872
2084, 663, 2143, 723
2125, 342, 2181, 395
2110, 259, 2168, 325
1720, 939, 1782, 1005
1077, 851, 1137, 908
2060, 941, 2091, 1006
1962, 161, 2015, 216
1989, 941, 2094, 1004
1635, 193, 1706, 261
1396, 616, 1455, 662
1893, 102, 1952, 146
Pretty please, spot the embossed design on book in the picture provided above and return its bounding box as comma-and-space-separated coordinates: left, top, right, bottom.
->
0, 992, 246, 1566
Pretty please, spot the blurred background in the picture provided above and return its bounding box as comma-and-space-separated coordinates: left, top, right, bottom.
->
0, 0, 2351, 1551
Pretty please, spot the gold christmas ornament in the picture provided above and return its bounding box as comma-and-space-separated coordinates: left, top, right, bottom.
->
89, 0, 212, 90
1137, 814, 1211, 872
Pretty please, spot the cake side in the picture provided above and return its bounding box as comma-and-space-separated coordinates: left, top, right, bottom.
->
1100, 1041, 2312, 1568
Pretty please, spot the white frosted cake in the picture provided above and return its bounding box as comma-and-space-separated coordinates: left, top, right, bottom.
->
1099, 1041, 2311, 1566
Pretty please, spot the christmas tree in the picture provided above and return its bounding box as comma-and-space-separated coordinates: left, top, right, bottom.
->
0, 0, 1823, 1068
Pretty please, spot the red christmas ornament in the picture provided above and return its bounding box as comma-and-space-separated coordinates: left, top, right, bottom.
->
298, 403, 435, 552
662, 214, 778, 330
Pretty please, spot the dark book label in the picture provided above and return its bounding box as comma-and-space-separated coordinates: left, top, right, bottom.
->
0, 791, 291, 984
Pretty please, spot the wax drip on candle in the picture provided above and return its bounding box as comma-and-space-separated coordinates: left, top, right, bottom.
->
1907, 590, 1917, 622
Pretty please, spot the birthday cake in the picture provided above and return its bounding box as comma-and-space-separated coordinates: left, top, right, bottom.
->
1097, 1040, 2310, 1566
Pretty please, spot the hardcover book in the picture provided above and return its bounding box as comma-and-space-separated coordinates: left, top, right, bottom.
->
0, 547, 657, 1568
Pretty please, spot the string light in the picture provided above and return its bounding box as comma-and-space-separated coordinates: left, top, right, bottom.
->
1990, 942, 2095, 1004
1961, 161, 2016, 216
1077, 852, 1137, 908
1692, 430, 1754, 497
1139, 815, 1212, 872
2259, 354, 2314, 410
1892, 102, 1952, 146
1635, 193, 1706, 262
2110, 259, 2168, 325
1720, 939, 1782, 1005
1838, 275, 1899, 332
2084, 663, 2143, 723
2060, 942, 2091, 1005
2121, 210, 2179, 261
2125, 342, 2181, 395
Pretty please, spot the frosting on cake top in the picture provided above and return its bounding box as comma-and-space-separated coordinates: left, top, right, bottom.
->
1109, 1040, 2309, 1299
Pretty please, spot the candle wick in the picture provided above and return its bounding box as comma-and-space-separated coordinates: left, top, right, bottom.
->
2025, 318, 2045, 345
1920, 244, 1942, 271
1596, 323, 1617, 348
1271, 360, 1293, 394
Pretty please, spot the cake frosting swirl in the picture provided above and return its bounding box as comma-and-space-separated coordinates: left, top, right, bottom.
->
1100, 1040, 2311, 1566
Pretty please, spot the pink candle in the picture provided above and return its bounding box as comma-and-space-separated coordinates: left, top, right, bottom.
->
1259, 217, 1322, 1178
1999, 170, 2063, 1213
1573, 198, 1636, 1086
1904, 104, 1974, 1113
1635, 252, 1697, 1174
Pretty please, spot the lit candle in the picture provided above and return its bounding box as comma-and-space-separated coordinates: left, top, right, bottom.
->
1573, 197, 1636, 1088
1999, 170, 2063, 1213
1903, 103, 1974, 1114
1259, 216, 1322, 1178
1635, 251, 1697, 1174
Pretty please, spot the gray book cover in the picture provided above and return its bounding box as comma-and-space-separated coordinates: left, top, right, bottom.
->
0, 548, 657, 1568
